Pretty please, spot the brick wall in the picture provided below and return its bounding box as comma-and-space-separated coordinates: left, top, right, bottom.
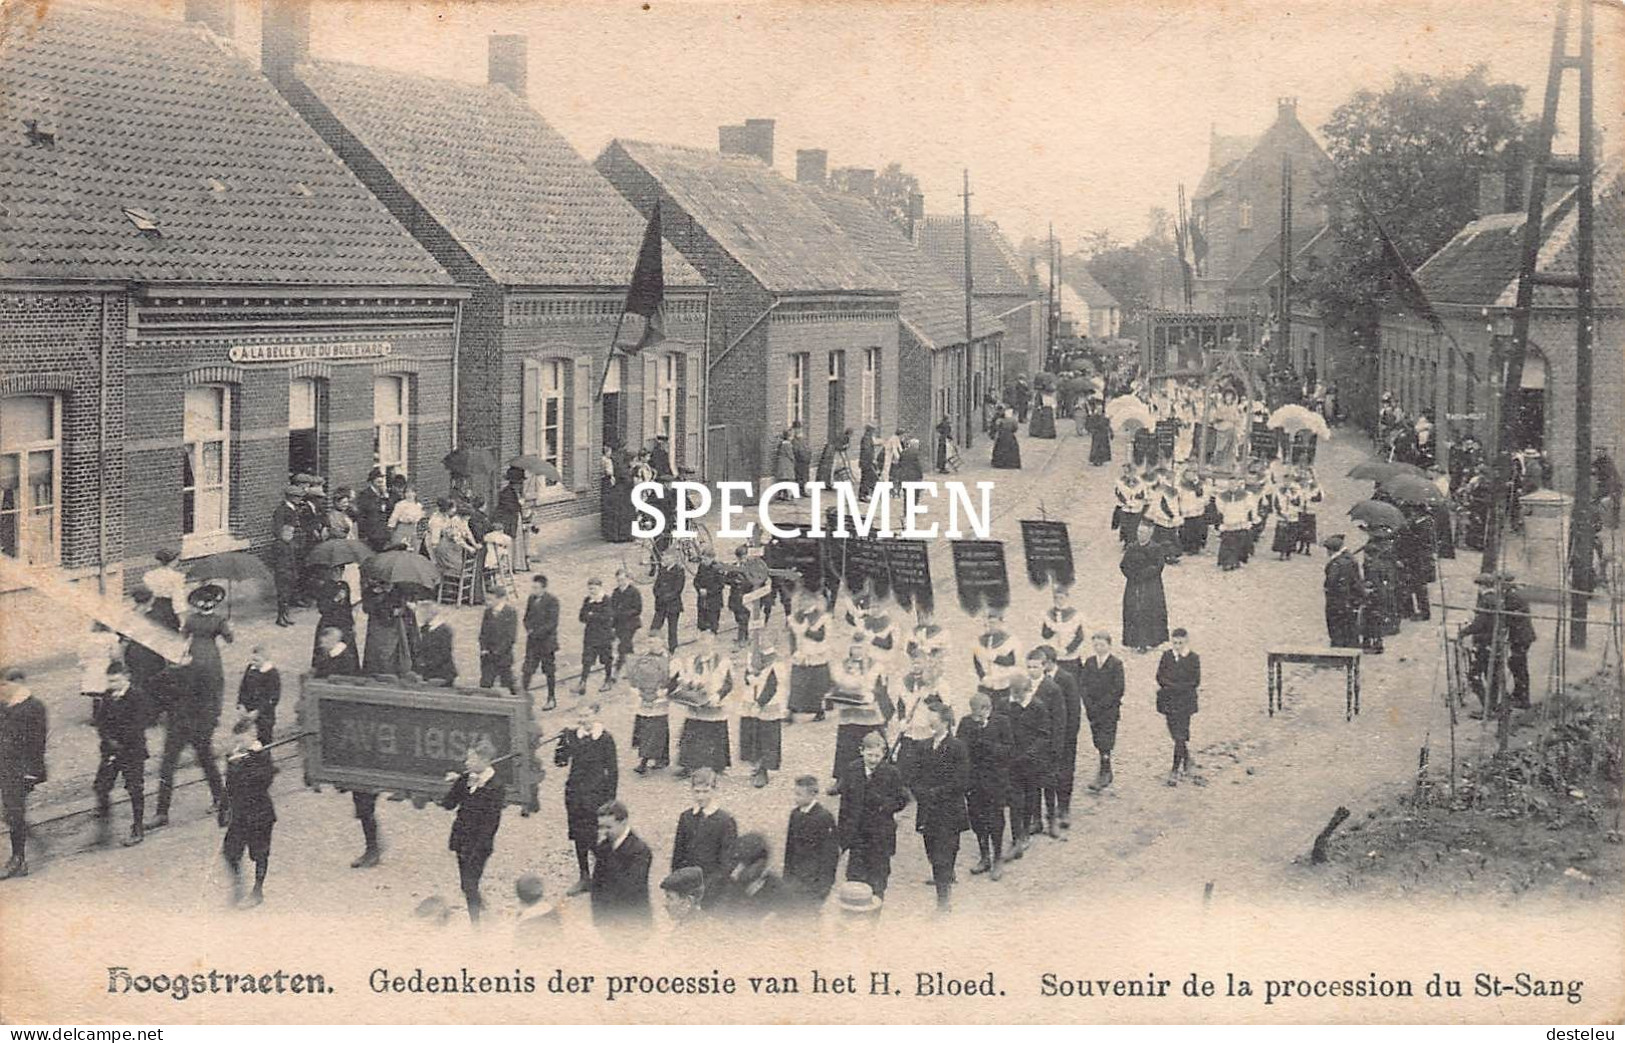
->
897, 326, 936, 445
124, 295, 457, 583
0, 288, 125, 576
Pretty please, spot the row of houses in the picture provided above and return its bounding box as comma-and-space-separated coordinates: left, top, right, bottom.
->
0, 0, 1041, 626
1171, 95, 1622, 495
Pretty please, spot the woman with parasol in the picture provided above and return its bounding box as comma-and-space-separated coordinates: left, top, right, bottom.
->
150, 584, 232, 828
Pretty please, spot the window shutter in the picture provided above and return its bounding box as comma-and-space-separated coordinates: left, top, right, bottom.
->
572, 356, 594, 491
682, 354, 700, 472
520, 359, 541, 457
643, 353, 659, 446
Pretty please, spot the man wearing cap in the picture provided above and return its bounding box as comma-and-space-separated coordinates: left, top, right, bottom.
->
557, 703, 618, 897
1461, 574, 1537, 714
1322, 535, 1362, 649
0, 669, 47, 879
783, 775, 839, 909
834, 730, 907, 900
592, 800, 653, 930
719, 832, 786, 920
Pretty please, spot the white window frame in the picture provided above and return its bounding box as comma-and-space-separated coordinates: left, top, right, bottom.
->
862, 347, 880, 427
658, 353, 678, 441
0, 394, 62, 566
373, 375, 409, 475
536, 359, 568, 501
788, 353, 807, 428
183, 385, 231, 541
1238, 199, 1253, 230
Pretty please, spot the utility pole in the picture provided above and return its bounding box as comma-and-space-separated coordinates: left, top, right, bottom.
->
1570, 0, 1596, 648
961, 169, 976, 449
1278, 151, 1293, 372
1047, 223, 1056, 372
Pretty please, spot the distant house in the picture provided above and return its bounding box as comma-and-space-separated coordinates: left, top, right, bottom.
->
1190, 99, 1332, 310
597, 133, 900, 483
266, 28, 709, 530
1063, 268, 1123, 340
802, 183, 1006, 454
916, 215, 1041, 381
1378, 167, 1625, 494
1225, 225, 1339, 385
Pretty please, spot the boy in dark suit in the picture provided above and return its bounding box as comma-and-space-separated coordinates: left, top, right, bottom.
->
592, 799, 653, 931
416, 606, 458, 686
1028, 646, 1075, 837
0, 669, 46, 879
521, 573, 560, 710
93, 665, 148, 847
220, 734, 277, 907
913, 702, 970, 912
1155, 627, 1202, 785
478, 589, 518, 696
693, 552, 725, 634
650, 559, 686, 652
834, 731, 907, 899
236, 646, 280, 745
959, 691, 1011, 879
441, 738, 505, 924
610, 569, 643, 672
1004, 674, 1050, 860
1079, 632, 1125, 792
578, 578, 616, 692
556, 703, 618, 896
782, 775, 839, 910
670, 768, 738, 908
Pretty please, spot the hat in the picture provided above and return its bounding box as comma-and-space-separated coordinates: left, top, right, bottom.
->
188, 584, 226, 610
1322, 534, 1345, 551
660, 866, 705, 899
154, 547, 179, 565
835, 881, 882, 915
368, 467, 386, 481
285, 484, 304, 498
732, 832, 769, 867
514, 873, 546, 905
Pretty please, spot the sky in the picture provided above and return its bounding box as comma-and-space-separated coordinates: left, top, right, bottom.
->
179, 0, 1621, 247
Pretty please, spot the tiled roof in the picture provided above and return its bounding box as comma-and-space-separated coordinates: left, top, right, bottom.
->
0, 2, 451, 286
916, 215, 1034, 297
803, 185, 1003, 348
1227, 224, 1330, 292
295, 61, 701, 288
599, 140, 893, 294
1063, 266, 1120, 309
1412, 167, 1625, 309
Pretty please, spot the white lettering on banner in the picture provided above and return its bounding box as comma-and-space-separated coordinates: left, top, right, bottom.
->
227, 342, 393, 364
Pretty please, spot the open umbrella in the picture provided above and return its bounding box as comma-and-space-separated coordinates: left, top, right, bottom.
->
1105, 395, 1146, 422
1349, 499, 1407, 529
362, 549, 440, 590
185, 551, 271, 619
1347, 460, 1424, 481
508, 455, 563, 483
1114, 415, 1151, 436
305, 539, 372, 567
442, 446, 499, 478
1379, 474, 1446, 505
1267, 404, 1330, 439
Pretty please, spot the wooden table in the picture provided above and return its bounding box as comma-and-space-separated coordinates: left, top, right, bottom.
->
1267, 646, 1362, 720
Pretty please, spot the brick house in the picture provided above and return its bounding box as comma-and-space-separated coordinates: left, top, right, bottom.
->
1190, 99, 1332, 311
801, 183, 1006, 456
264, 26, 709, 531
1378, 168, 1625, 494
596, 136, 899, 483
916, 215, 1040, 382
1224, 225, 1342, 386
0, 1, 458, 651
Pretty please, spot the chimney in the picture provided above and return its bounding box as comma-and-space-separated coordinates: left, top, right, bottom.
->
1476, 169, 1509, 217
261, 0, 311, 83
488, 34, 528, 96
1277, 96, 1298, 122
845, 167, 876, 198
796, 149, 828, 184
742, 118, 775, 167
184, 0, 235, 38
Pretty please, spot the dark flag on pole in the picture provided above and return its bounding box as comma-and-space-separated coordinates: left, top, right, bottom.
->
1358, 192, 1478, 384
623, 200, 666, 354
598, 201, 667, 401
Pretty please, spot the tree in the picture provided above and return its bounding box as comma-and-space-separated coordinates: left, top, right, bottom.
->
1082, 212, 1178, 322
1309, 64, 1533, 326
829, 162, 921, 235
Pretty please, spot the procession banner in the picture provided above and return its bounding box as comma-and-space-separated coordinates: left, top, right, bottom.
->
299, 676, 544, 812
884, 538, 934, 614
767, 536, 825, 592
951, 539, 1010, 615
843, 537, 893, 599
1019, 519, 1075, 588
